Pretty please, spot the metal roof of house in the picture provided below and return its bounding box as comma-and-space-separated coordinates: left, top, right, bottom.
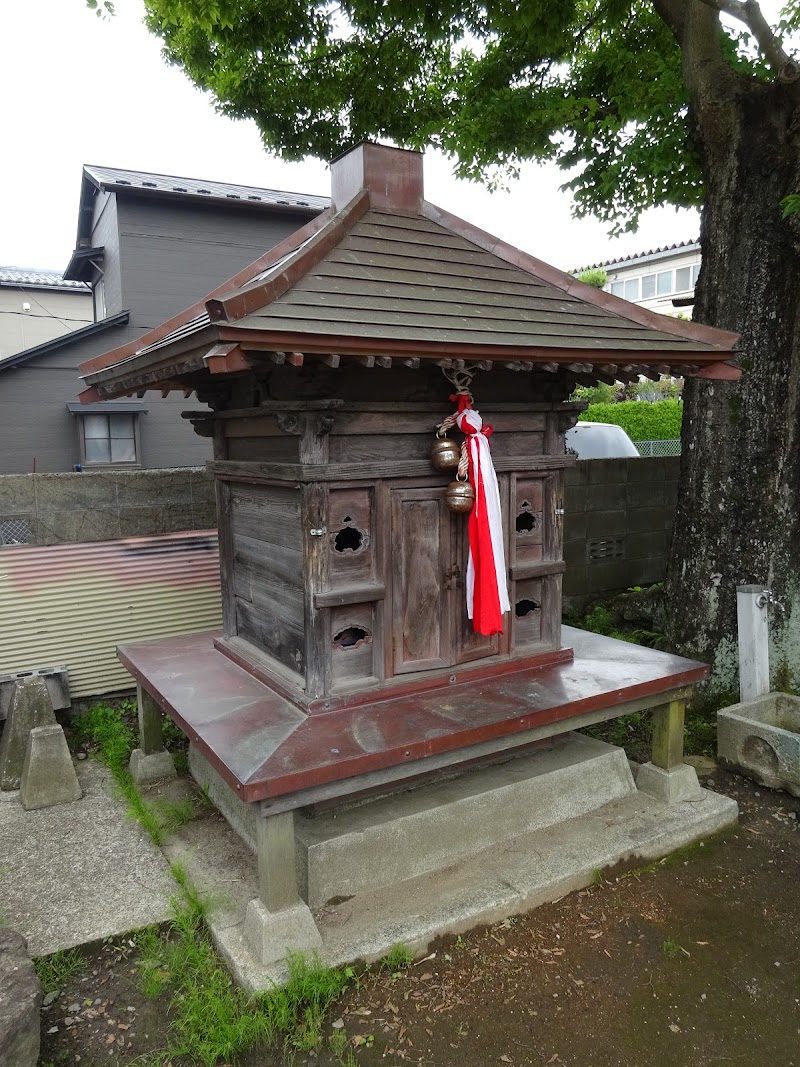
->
83, 165, 330, 214
0, 267, 90, 292
79, 144, 739, 398
576, 239, 701, 274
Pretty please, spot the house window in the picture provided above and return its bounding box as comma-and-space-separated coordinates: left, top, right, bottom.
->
624, 278, 639, 301
675, 266, 692, 291
93, 278, 106, 321
81, 413, 138, 464
67, 403, 148, 467
656, 270, 673, 295
610, 280, 625, 297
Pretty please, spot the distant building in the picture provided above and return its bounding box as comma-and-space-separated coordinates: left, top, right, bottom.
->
0, 167, 328, 474
580, 239, 701, 317
0, 267, 92, 360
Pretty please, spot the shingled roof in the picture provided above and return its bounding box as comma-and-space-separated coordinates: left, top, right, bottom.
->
80, 144, 739, 400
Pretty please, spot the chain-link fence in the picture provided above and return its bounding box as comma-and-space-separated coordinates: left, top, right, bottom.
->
635, 439, 681, 457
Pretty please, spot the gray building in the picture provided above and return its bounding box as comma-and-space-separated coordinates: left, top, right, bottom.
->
0, 267, 93, 360
0, 167, 328, 474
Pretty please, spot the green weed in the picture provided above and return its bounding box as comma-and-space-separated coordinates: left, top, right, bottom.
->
382, 942, 414, 971
34, 948, 85, 994
661, 938, 687, 960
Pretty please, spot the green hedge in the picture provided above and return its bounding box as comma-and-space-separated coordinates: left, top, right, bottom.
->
579, 399, 683, 440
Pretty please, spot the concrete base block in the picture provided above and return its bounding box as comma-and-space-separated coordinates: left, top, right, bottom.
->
243, 898, 322, 967
129, 748, 177, 786
718, 693, 800, 796
189, 743, 257, 849
0, 677, 57, 791
20, 725, 82, 811
296, 733, 635, 906
635, 762, 703, 804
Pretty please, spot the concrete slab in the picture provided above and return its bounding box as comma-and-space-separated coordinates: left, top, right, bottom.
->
296, 734, 636, 906
167, 735, 738, 993
0, 761, 173, 956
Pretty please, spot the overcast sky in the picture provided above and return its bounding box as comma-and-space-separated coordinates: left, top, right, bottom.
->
2, 0, 710, 274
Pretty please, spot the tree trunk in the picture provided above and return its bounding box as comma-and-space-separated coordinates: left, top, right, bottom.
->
665, 71, 800, 692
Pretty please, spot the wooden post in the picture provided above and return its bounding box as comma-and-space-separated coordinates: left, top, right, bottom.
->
255, 811, 299, 913
650, 699, 685, 771
137, 683, 166, 756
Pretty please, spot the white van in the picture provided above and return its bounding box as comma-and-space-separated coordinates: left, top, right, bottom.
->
565, 421, 640, 459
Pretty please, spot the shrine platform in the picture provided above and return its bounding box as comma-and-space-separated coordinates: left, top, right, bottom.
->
120, 626, 707, 808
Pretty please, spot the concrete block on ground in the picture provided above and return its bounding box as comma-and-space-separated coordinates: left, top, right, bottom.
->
243, 899, 322, 967
0, 677, 57, 791
295, 734, 636, 907
129, 747, 177, 786
20, 725, 82, 810
0, 930, 41, 1067
635, 761, 703, 804
0, 666, 69, 722
718, 693, 800, 795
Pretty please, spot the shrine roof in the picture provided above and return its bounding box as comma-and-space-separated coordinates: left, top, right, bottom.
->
79, 144, 739, 399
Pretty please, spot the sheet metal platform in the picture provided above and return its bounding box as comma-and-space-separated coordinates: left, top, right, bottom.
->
118, 627, 707, 804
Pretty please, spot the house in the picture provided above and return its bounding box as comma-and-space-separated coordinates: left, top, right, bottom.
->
0, 267, 93, 359
581, 239, 701, 317
0, 167, 328, 474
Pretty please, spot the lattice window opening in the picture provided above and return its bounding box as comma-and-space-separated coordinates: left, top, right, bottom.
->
515, 598, 541, 618
332, 515, 367, 554
333, 626, 372, 650
515, 500, 541, 536
587, 537, 625, 563
0, 519, 32, 546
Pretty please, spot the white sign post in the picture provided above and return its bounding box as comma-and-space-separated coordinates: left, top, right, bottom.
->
736, 584, 771, 702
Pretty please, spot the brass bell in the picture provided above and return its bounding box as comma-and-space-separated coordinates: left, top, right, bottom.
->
430, 434, 460, 471
445, 478, 475, 513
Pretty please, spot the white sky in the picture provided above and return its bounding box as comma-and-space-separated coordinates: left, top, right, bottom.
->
1, 0, 716, 275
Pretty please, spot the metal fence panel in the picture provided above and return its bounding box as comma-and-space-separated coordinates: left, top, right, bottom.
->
636, 439, 681, 457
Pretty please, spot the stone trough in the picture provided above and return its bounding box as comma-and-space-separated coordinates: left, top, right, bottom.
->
718, 692, 800, 796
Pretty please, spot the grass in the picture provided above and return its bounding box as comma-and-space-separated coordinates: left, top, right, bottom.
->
135, 879, 350, 1066
661, 938, 688, 960
382, 942, 414, 971
71, 703, 196, 846
34, 948, 85, 994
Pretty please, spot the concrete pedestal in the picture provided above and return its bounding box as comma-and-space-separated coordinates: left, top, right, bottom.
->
243, 899, 322, 967
20, 725, 82, 810
129, 747, 177, 786
635, 761, 704, 804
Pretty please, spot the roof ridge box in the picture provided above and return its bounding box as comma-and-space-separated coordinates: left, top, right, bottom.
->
331, 141, 423, 213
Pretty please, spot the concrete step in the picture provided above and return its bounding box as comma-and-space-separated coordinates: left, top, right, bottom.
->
294, 733, 636, 906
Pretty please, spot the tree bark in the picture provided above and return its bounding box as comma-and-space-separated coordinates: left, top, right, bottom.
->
663, 15, 800, 691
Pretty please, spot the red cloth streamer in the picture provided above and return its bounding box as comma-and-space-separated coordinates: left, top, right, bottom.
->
452, 394, 510, 635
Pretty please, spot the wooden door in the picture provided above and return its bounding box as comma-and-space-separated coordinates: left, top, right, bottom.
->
391, 487, 452, 674
451, 513, 502, 665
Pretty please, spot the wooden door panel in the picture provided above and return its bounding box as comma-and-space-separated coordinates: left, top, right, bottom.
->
451, 513, 501, 664
391, 488, 451, 673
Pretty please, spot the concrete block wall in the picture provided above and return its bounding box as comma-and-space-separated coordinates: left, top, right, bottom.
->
0, 468, 216, 546
562, 457, 680, 605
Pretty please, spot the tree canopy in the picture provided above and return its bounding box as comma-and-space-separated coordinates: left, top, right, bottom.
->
140, 0, 797, 231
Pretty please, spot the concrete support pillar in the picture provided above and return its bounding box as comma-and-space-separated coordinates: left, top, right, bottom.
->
637, 698, 701, 803
244, 810, 322, 966
737, 584, 771, 702
129, 684, 176, 786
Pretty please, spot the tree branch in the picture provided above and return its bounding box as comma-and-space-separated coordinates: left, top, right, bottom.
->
695, 0, 799, 80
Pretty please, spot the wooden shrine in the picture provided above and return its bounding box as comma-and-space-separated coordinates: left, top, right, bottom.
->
79, 143, 741, 976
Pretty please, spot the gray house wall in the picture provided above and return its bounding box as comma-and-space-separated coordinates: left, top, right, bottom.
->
0, 325, 209, 474
1, 193, 323, 474
115, 197, 314, 329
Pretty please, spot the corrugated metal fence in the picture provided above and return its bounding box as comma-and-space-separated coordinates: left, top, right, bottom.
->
0, 530, 221, 698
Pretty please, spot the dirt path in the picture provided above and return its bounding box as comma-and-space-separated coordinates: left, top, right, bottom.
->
39, 768, 800, 1067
